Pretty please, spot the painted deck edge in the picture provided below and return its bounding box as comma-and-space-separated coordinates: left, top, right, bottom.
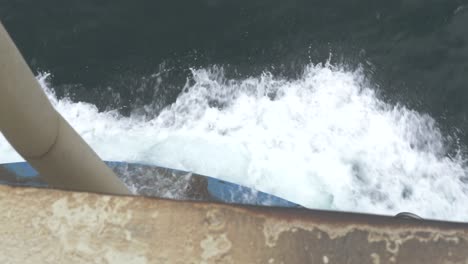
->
1, 184, 467, 263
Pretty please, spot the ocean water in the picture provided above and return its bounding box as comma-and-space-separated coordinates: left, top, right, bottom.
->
1, 0, 468, 221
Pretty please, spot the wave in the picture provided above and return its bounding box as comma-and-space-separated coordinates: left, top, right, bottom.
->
1, 63, 467, 221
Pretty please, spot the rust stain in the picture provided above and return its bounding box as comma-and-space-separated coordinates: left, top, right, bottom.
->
0, 185, 467, 264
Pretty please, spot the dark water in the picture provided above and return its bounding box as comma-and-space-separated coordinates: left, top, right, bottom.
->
2, 0, 468, 143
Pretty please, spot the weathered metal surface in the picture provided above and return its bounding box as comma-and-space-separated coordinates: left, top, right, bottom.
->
0, 185, 467, 264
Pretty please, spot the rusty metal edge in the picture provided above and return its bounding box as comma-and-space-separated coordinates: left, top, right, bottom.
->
4, 183, 467, 231
1, 184, 467, 264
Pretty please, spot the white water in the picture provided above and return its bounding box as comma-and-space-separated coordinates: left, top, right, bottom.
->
1, 64, 467, 221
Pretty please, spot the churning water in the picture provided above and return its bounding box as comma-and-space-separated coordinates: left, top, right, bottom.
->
2, 63, 468, 221
1, 0, 468, 221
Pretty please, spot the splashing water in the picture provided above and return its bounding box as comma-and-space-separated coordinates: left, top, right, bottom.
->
1, 64, 467, 221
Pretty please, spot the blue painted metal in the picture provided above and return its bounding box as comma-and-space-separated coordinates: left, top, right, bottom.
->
3, 162, 38, 178
0, 161, 299, 207
206, 179, 298, 207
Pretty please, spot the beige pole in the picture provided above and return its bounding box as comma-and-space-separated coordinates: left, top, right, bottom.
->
0, 22, 130, 195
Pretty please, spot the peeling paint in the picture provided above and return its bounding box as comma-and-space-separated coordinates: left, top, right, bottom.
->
104, 251, 148, 264
262, 216, 466, 254
0, 185, 467, 263
370, 253, 380, 264
200, 234, 232, 261
367, 228, 462, 256
205, 209, 226, 232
